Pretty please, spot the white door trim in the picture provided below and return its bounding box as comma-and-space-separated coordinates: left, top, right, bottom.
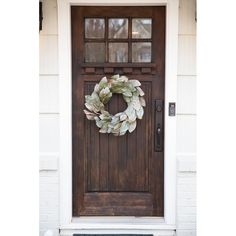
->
58, 0, 178, 231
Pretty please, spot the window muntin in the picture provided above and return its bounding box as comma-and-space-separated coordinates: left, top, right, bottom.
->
84, 17, 152, 63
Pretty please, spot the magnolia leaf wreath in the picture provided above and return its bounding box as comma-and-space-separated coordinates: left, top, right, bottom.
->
83, 74, 146, 136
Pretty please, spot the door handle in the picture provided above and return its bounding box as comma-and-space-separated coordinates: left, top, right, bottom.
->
155, 99, 164, 152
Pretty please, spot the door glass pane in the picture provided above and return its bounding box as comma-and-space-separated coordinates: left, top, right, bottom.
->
109, 18, 128, 39
85, 43, 105, 63
132, 42, 151, 62
132, 18, 152, 39
109, 43, 128, 62
85, 18, 105, 38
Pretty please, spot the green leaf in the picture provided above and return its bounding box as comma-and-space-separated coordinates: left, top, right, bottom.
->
113, 122, 122, 131
95, 119, 103, 128
99, 76, 108, 89
99, 87, 112, 104
123, 95, 131, 103
99, 113, 111, 121
117, 75, 128, 82
129, 80, 141, 87
111, 74, 120, 80
122, 88, 132, 97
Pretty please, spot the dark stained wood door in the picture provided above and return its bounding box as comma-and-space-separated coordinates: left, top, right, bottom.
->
72, 6, 165, 216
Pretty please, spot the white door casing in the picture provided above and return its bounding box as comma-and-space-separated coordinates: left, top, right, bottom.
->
57, 0, 178, 232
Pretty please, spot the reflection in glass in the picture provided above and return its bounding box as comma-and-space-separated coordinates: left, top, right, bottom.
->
109, 43, 128, 62
132, 42, 151, 63
132, 18, 152, 39
109, 18, 128, 39
85, 43, 105, 63
85, 18, 105, 38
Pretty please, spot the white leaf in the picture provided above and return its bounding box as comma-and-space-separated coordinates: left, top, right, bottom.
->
94, 84, 100, 92
129, 120, 137, 133
120, 113, 127, 121
95, 119, 103, 128
139, 97, 146, 107
137, 87, 145, 96
99, 127, 107, 133
128, 109, 136, 122
115, 112, 123, 117
83, 110, 97, 120
136, 106, 144, 119
111, 74, 120, 80
131, 96, 141, 111
120, 121, 129, 133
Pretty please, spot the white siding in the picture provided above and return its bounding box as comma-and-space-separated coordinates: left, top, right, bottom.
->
39, 0, 59, 236
39, 0, 196, 235
39, 35, 58, 75
39, 75, 59, 113
177, 115, 196, 153
177, 76, 196, 114
177, 1, 196, 236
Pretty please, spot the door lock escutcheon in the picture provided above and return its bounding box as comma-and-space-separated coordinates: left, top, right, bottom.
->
154, 100, 164, 152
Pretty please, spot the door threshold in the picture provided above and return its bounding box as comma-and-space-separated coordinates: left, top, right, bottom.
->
61, 220, 176, 231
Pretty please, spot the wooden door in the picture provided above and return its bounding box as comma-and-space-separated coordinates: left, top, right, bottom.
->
72, 6, 165, 216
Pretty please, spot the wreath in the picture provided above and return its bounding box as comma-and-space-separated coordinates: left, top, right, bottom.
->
83, 74, 146, 136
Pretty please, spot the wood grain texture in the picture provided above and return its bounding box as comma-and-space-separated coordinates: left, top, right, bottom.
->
72, 6, 165, 216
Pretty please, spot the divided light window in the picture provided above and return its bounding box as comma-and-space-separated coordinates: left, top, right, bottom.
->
84, 17, 152, 63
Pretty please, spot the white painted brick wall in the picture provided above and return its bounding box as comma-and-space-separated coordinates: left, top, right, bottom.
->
39, 0, 196, 235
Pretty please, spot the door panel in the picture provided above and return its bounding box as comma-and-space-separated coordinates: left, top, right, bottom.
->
72, 6, 165, 216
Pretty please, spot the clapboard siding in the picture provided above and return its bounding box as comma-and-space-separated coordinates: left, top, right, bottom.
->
39, 114, 60, 152
39, 75, 59, 113
39, 1, 59, 234
177, 76, 196, 114
40, 0, 58, 35
178, 35, 196, 76
177, 115, 196, 153
39, 35, 58, 75
176, 0, 196, 236
178, 0, 196, 35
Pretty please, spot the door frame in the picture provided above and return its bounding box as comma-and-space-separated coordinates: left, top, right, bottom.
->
58, 0, 178, 231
